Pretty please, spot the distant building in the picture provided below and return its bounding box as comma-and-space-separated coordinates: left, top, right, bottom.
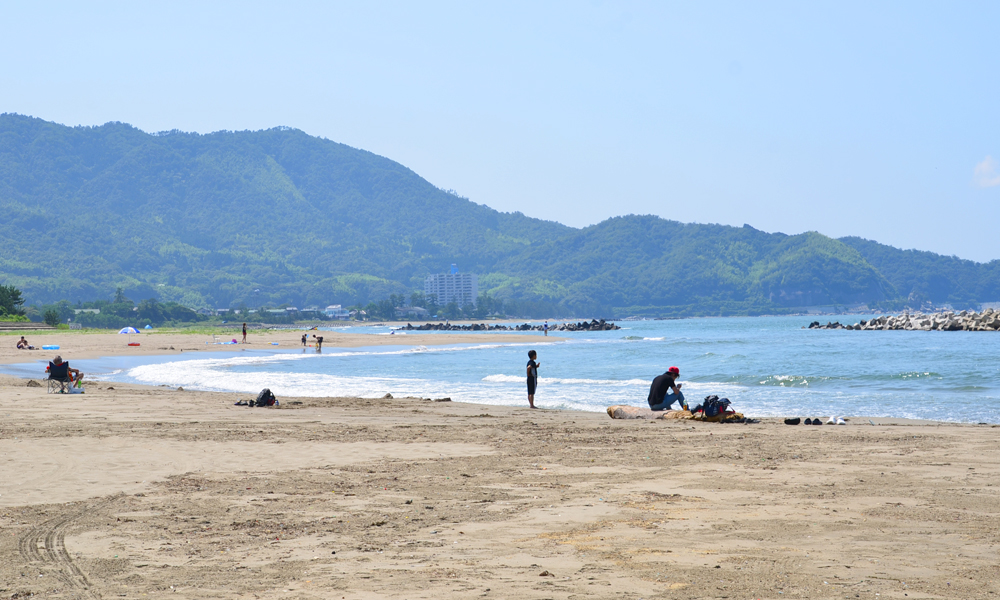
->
324, 304, 351, 320
395, 306, 430, 319
425, 268, 478, 307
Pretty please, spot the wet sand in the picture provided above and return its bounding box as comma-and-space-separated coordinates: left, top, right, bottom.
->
0, 328, 559, 365
1, 332, 999, 598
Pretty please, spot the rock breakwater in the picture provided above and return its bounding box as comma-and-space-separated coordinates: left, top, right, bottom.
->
807, 308, 1000, 331
403, 319, 620, 332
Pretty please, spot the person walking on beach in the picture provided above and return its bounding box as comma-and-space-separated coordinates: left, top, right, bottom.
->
301, 333, 307, 347
312, 334, 323, 350
526, 350, 540, 409
648, 366, 688, 411
543, 321, 548, 336
242, 322, 248, 344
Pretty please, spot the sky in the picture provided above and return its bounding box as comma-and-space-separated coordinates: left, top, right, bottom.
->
2, 1, 999, 261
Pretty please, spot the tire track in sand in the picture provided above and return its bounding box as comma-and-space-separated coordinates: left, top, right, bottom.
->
18, 497, 119, 598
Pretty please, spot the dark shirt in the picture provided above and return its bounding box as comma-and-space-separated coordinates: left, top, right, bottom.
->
647, 372, 676, 407
526, 359, 538, 380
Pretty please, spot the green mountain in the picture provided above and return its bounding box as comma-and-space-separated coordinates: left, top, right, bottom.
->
839, 237, 1000, 308
1, 114, 996, 317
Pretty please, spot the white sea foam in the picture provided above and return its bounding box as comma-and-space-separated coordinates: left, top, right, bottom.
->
71, 314, 1000, 423
482, 374, 651, 386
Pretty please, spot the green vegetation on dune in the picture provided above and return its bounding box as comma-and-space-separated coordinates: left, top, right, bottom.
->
1, 114, 997, 317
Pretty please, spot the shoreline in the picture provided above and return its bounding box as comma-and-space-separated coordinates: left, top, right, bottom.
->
0, 328, 564, 366
2, 329, 985, 425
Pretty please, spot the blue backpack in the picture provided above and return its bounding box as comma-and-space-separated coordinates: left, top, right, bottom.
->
696, 395, 731, 417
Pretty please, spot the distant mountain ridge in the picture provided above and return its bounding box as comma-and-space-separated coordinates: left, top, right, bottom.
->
1, 114, 997, 316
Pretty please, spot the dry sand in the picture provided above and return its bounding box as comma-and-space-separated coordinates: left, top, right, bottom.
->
2, 331, 1000, 599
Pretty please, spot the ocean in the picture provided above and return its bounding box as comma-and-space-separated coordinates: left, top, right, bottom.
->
5, 315, 1000, 423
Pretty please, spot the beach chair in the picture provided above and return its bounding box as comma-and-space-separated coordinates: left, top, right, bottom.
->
46, 361, 71, 393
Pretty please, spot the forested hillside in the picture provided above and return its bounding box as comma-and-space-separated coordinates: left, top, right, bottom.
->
838, 237, 1000, 308
1, 114, 997, 317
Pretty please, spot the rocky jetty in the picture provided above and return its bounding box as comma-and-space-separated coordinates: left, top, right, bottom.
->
403, 319, 620, 332
807, 308, 1000, 332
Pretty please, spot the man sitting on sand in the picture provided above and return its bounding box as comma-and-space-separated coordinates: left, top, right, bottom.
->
647, 366, 688, 411
17, 336, 34, 349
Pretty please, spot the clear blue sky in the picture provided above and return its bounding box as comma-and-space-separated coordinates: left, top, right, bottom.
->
3, 1, 998, 261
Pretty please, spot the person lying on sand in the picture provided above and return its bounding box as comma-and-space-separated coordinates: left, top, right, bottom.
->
647, 366, 688, 411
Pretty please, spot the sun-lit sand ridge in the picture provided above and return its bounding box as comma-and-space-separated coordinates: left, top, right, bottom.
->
1, 329, 998, 598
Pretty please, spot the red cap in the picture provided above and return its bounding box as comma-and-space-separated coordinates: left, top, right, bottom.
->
668, 366, 679, 375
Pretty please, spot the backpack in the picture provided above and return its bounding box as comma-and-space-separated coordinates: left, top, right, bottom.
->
693, 395, 731, 417
254, 388, 277, 407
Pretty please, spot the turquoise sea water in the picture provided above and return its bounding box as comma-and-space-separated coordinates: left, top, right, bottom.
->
5, 315, 999, 423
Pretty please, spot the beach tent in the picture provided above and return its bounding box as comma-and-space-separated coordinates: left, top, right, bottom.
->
144, 324, 152, 329
119, 326, 140, 344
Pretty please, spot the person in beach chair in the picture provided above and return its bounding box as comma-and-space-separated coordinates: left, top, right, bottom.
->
46, 355, 84, 393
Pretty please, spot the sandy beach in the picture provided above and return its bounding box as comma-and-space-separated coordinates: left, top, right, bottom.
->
2, 331, 999, 599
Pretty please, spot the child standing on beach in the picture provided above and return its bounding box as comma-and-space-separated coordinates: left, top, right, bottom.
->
526, 350, 539, 409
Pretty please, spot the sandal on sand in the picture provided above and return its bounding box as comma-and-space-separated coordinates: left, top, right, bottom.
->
784, 417, 801, 425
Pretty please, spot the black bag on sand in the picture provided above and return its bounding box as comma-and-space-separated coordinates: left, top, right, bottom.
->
254, 388, 277, 407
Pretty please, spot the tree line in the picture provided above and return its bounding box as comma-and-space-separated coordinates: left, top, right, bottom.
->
354, 291, 561, 321
3, 283, 566, 329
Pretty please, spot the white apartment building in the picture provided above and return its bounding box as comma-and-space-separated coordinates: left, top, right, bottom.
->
424, 271, 478, 307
